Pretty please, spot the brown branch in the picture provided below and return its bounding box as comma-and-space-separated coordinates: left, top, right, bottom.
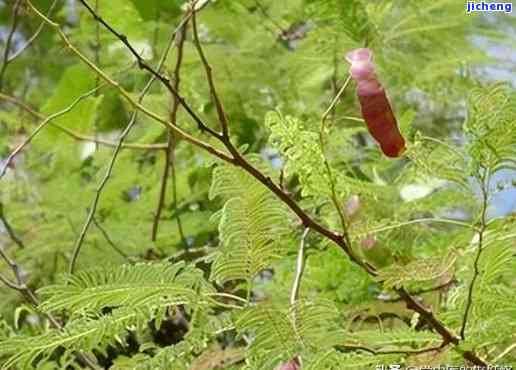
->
0, 86, 104, 179
191, 8, 229, 138
0, 92, 168, 150
187, 2, 372, 274
395, 287, 460, 346
77, 0, 221, 138
92, 216, 130, 261
396, 287, 486, 365
0, 0, 23, 90
0, 202, 25, 249
68, 6, 196, 274
6, 0, 59, 64
187, 12, 485, 366
152, 21, 189, 243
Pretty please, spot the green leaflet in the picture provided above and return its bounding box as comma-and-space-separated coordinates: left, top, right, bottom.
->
38, 262, 211, 314
209, 158, 290, 287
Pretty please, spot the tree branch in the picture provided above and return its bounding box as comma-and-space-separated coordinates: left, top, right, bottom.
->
0, 92, 168, 150
191, 6, 230, 138
0, 0, 23, 90
76, 0, 221, 138
337, 343, 445, 356
67, 15, 192, 274
152, 20, 189, 244
6, 0, 59, 64
92, 216, 130, 261
26, 1, 234, 164
0, 202, 26, 249
0, 85, 104, 179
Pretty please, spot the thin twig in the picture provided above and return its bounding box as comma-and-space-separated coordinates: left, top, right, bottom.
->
290, 228, 309, 305
92, 217, 130, 260
26, 2, 234, 163
493, 342, 516, 362
0, 92, 168, 150
191, 6, 229, 138
382, 278, 457, 303
76, 0, 221, 138
152, 20, 188, 243
354, 218, 478, 238
0, 85, 105, 179
0, 0, 23, 90
319, 74, 362, 267
0, 92, 42, 117
252, 0, 285, 34
460, 168, 490, 340
68, 6, 196, 274
6, 0, 59, 64
169, 143, 188, 247
68, 112, 140, 274
0, 202, 26, 249
92, 0, 101, 150
321, 75, 352, 127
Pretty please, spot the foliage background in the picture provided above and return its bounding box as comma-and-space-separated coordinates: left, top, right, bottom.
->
0, 0, 515, 369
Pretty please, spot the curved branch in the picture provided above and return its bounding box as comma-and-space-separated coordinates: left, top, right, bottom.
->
0, 86, 103, 179
0, 92, 168, 150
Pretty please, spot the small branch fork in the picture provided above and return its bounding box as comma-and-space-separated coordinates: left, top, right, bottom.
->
23, 0, 489, 366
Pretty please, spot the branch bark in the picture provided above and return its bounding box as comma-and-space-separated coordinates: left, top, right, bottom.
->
151, 20, 189, 244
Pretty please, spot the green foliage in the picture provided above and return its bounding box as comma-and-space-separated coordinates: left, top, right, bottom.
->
38, 262, 212, 314
378, 251, 457, 289
209, 158, 291, 289
0, 307, 151, 369
0, 0, 515, 369
235, 300, 347, 369
265, 112, 330, 197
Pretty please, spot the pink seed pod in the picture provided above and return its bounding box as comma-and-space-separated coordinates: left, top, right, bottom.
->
345, 48, 405, 158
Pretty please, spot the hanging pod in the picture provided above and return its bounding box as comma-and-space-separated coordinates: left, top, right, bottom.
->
345, 48, 405, 158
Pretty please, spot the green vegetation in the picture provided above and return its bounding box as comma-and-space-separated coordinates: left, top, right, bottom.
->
0, 1, 515, 369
